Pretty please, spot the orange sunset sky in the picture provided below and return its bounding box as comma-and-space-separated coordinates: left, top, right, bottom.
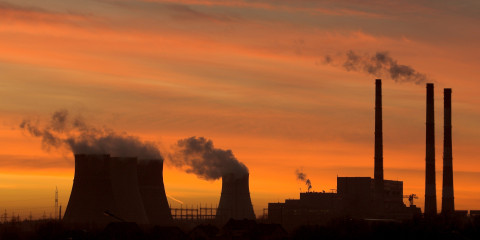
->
0, 0, 479, 219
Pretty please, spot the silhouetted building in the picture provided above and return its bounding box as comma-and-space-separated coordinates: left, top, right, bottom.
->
64, 154, 151, 227
63, 154, 119, 227
267, 79, 420, 228
424, 83, 437, 217
442, 88, 455, 215
137, 159, 173, 225
268, 177, 415, 228
216, 173, 256, 224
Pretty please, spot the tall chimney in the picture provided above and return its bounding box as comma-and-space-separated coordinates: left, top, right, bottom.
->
442, 88, 454, 215
424, 83, 437, 217
374, 79, 384, 212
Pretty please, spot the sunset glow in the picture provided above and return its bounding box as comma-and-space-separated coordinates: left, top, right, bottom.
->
1, 0, 479, 219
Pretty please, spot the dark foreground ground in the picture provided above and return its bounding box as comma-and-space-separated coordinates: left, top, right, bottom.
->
1, 216, 479, 240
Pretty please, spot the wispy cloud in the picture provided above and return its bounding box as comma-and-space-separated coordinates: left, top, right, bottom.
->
0, 2, 95, 24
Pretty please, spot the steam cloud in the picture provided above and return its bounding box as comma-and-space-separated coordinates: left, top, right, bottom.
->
296, 169, 312, 192
324, 50, 428, 85
168, 136, 248, 180
20, 109, 162, 159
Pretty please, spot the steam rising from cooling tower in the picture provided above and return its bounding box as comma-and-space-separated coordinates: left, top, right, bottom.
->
323, 50, 428, 85
20, 110, 174, 226
168, 136, 254, 223
295, 169, 312, 192
19, 109, 162, 159
168, 136, 248, 180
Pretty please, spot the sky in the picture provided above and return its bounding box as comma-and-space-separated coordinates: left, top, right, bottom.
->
0, 0, 479, 219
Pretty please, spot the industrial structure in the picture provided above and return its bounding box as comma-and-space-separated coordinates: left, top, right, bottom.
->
267, 79, 432, 227
63, 154, 172, 227
442, 88, 455, 215
424, 83, 437, 217
216, 173, 256, 224
63, 154, 118, 226
61, 79, 457, 229
137, 159, 173, 225
109, 157, 149, 224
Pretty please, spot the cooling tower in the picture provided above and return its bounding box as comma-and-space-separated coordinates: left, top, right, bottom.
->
374, 79, 385, 214
424, 83, 437, 217
137, 159, 173, 225
442, 88, 455, 215
109, 157, 149, 224
63, 154, 116, 226
216, 173, 255, 223
64, 154, 149, 226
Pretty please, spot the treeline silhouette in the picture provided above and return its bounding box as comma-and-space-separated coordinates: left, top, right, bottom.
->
1, 216, 480, 240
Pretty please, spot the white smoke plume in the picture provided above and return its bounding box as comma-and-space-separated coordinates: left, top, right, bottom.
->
19, 109, 162, 159
323, 50, 428, 85
168, 136, 248, 181
296, 169, 312, 192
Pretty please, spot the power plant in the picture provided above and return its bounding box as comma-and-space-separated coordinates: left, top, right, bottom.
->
63, 154, 118, 226
442, 88, 455, 215
60, 79, 458, 230
267, 79, 457, 228
63, 154, 171, 226
424, 83, 437, 217
137, 159, 173, 225
216, 173, 256, 223
109, 157, 149, 224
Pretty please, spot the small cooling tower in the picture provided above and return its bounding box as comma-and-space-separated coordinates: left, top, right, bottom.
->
137, 159, 173, 225
110, 157, 149, 224
216, 173, 255, 223
63, 154, 116, 226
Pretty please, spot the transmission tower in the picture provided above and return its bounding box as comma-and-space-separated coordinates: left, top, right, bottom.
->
55, 186, 58, 220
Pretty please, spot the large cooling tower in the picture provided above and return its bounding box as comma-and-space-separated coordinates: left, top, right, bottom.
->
110, 157, 149, 224
64, 154, 149, 226
137, 159, 173, 225
216, 173, 255, 223
63, 154, 116, 226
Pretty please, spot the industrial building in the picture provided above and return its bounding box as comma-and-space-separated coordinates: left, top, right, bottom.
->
267, 79, 458, 227
63, 154, 172, 227
216, 173, 256, 224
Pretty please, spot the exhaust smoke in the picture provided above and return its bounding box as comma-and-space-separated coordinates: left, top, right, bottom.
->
168, 136, 248, 180
323, 50, 429, 85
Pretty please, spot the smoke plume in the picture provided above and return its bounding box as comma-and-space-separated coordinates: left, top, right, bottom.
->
20, 109, 162, 159
296, 169, 312, 192
323, 50, 428, 85
168, 136, 248, 180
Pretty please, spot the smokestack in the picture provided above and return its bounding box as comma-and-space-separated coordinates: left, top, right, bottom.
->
424, 83, 437, 217
442, 88, 454, 215
216, 173, 255, 223
137, 160, 173, 225
63, 154, 117, 226
63, 154, 149, 226
374, 79, 384, 212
